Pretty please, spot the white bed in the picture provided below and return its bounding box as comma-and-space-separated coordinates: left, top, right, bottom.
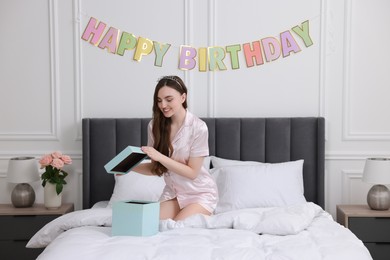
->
27, 117, 373, 259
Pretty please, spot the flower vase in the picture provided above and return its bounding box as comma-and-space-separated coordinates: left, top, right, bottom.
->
44, 182, 62, 209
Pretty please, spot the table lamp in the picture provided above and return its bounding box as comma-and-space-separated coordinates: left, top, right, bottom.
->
6, 157, 40, 208
362, 158, 390, 210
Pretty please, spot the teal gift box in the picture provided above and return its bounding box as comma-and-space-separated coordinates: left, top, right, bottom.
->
104, 146, 148, 174
112, 200, 160, 236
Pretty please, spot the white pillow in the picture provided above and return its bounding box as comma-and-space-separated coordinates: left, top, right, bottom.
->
107, 160, 165, 207
92, 201, 109, 209
210, 156, 260, 168
213, 159, 306, 214
210, 156, 262, 180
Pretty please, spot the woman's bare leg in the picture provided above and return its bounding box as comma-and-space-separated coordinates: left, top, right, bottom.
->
174, 203, 211, 221
160, 198, 180, 220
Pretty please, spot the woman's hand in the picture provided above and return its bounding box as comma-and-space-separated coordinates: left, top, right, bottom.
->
141, 146, 164, 162
141, 146, 204, 180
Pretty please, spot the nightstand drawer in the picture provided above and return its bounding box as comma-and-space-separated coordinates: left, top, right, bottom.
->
349, 217, 390, 242
364, 242, 390, 260
0, 240, 43, 260
0, 215, 57, 239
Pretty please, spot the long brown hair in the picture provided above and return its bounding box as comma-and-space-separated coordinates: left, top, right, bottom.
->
151, 75, 187, 176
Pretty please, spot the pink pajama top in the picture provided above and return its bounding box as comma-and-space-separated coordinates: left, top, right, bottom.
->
147, 110, 218, 213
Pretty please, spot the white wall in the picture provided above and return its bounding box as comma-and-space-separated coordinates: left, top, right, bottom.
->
0, 0, 389, 218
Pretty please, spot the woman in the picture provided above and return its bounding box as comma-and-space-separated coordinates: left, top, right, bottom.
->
134, 75, 218, 221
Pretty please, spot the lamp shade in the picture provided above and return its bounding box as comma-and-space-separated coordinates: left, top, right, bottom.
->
362, 158, 390, 184
6, 157, 40, 183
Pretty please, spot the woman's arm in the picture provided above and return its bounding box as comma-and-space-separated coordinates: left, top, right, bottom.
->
141, 146, 204, 180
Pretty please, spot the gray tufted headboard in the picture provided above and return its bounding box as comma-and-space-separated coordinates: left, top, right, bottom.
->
82, 117, 325, 209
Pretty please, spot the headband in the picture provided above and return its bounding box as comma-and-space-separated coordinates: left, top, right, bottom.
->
158, 76, 183, 89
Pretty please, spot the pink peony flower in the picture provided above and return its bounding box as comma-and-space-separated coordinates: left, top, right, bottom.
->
39, 154, 53, 168
40, 151, 72, 195
51, 151, 63, 159
61, 155, 72, 165
51, 158, 64, 169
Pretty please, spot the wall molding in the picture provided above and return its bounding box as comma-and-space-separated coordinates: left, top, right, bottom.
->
0, 152, 82, 161
73, 0, 83, 141
0, 0, 60, 141
344, 131, 390, 140
75, 169, 83, 210
326, 151, 390, 160
207, 0, 216, 117
342, 169, 362, 204
342, 0, 390, 141
0, 170, 6, 178
319, 0, 329, 142
48, 0, 61, 141
319, 0, 327, 119
183, 0, 194, 112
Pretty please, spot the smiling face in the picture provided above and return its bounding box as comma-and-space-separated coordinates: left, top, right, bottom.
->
157, 86, 186, 118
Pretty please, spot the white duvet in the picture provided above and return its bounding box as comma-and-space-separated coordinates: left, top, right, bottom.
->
27, 202, 372, 260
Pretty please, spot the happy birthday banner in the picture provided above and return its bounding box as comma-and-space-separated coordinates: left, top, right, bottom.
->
81, 17, 314, 71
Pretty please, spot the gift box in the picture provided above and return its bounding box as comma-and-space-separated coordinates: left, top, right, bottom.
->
112, 200, 160, 236
105, 146, 148, 174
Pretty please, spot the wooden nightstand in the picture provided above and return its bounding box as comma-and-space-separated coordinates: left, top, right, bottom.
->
337, 204, 390, 260
0, 203, 74, 260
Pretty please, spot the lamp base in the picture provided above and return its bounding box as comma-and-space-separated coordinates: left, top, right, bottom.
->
11, 183, 36, 208
367, 184, 390, 210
